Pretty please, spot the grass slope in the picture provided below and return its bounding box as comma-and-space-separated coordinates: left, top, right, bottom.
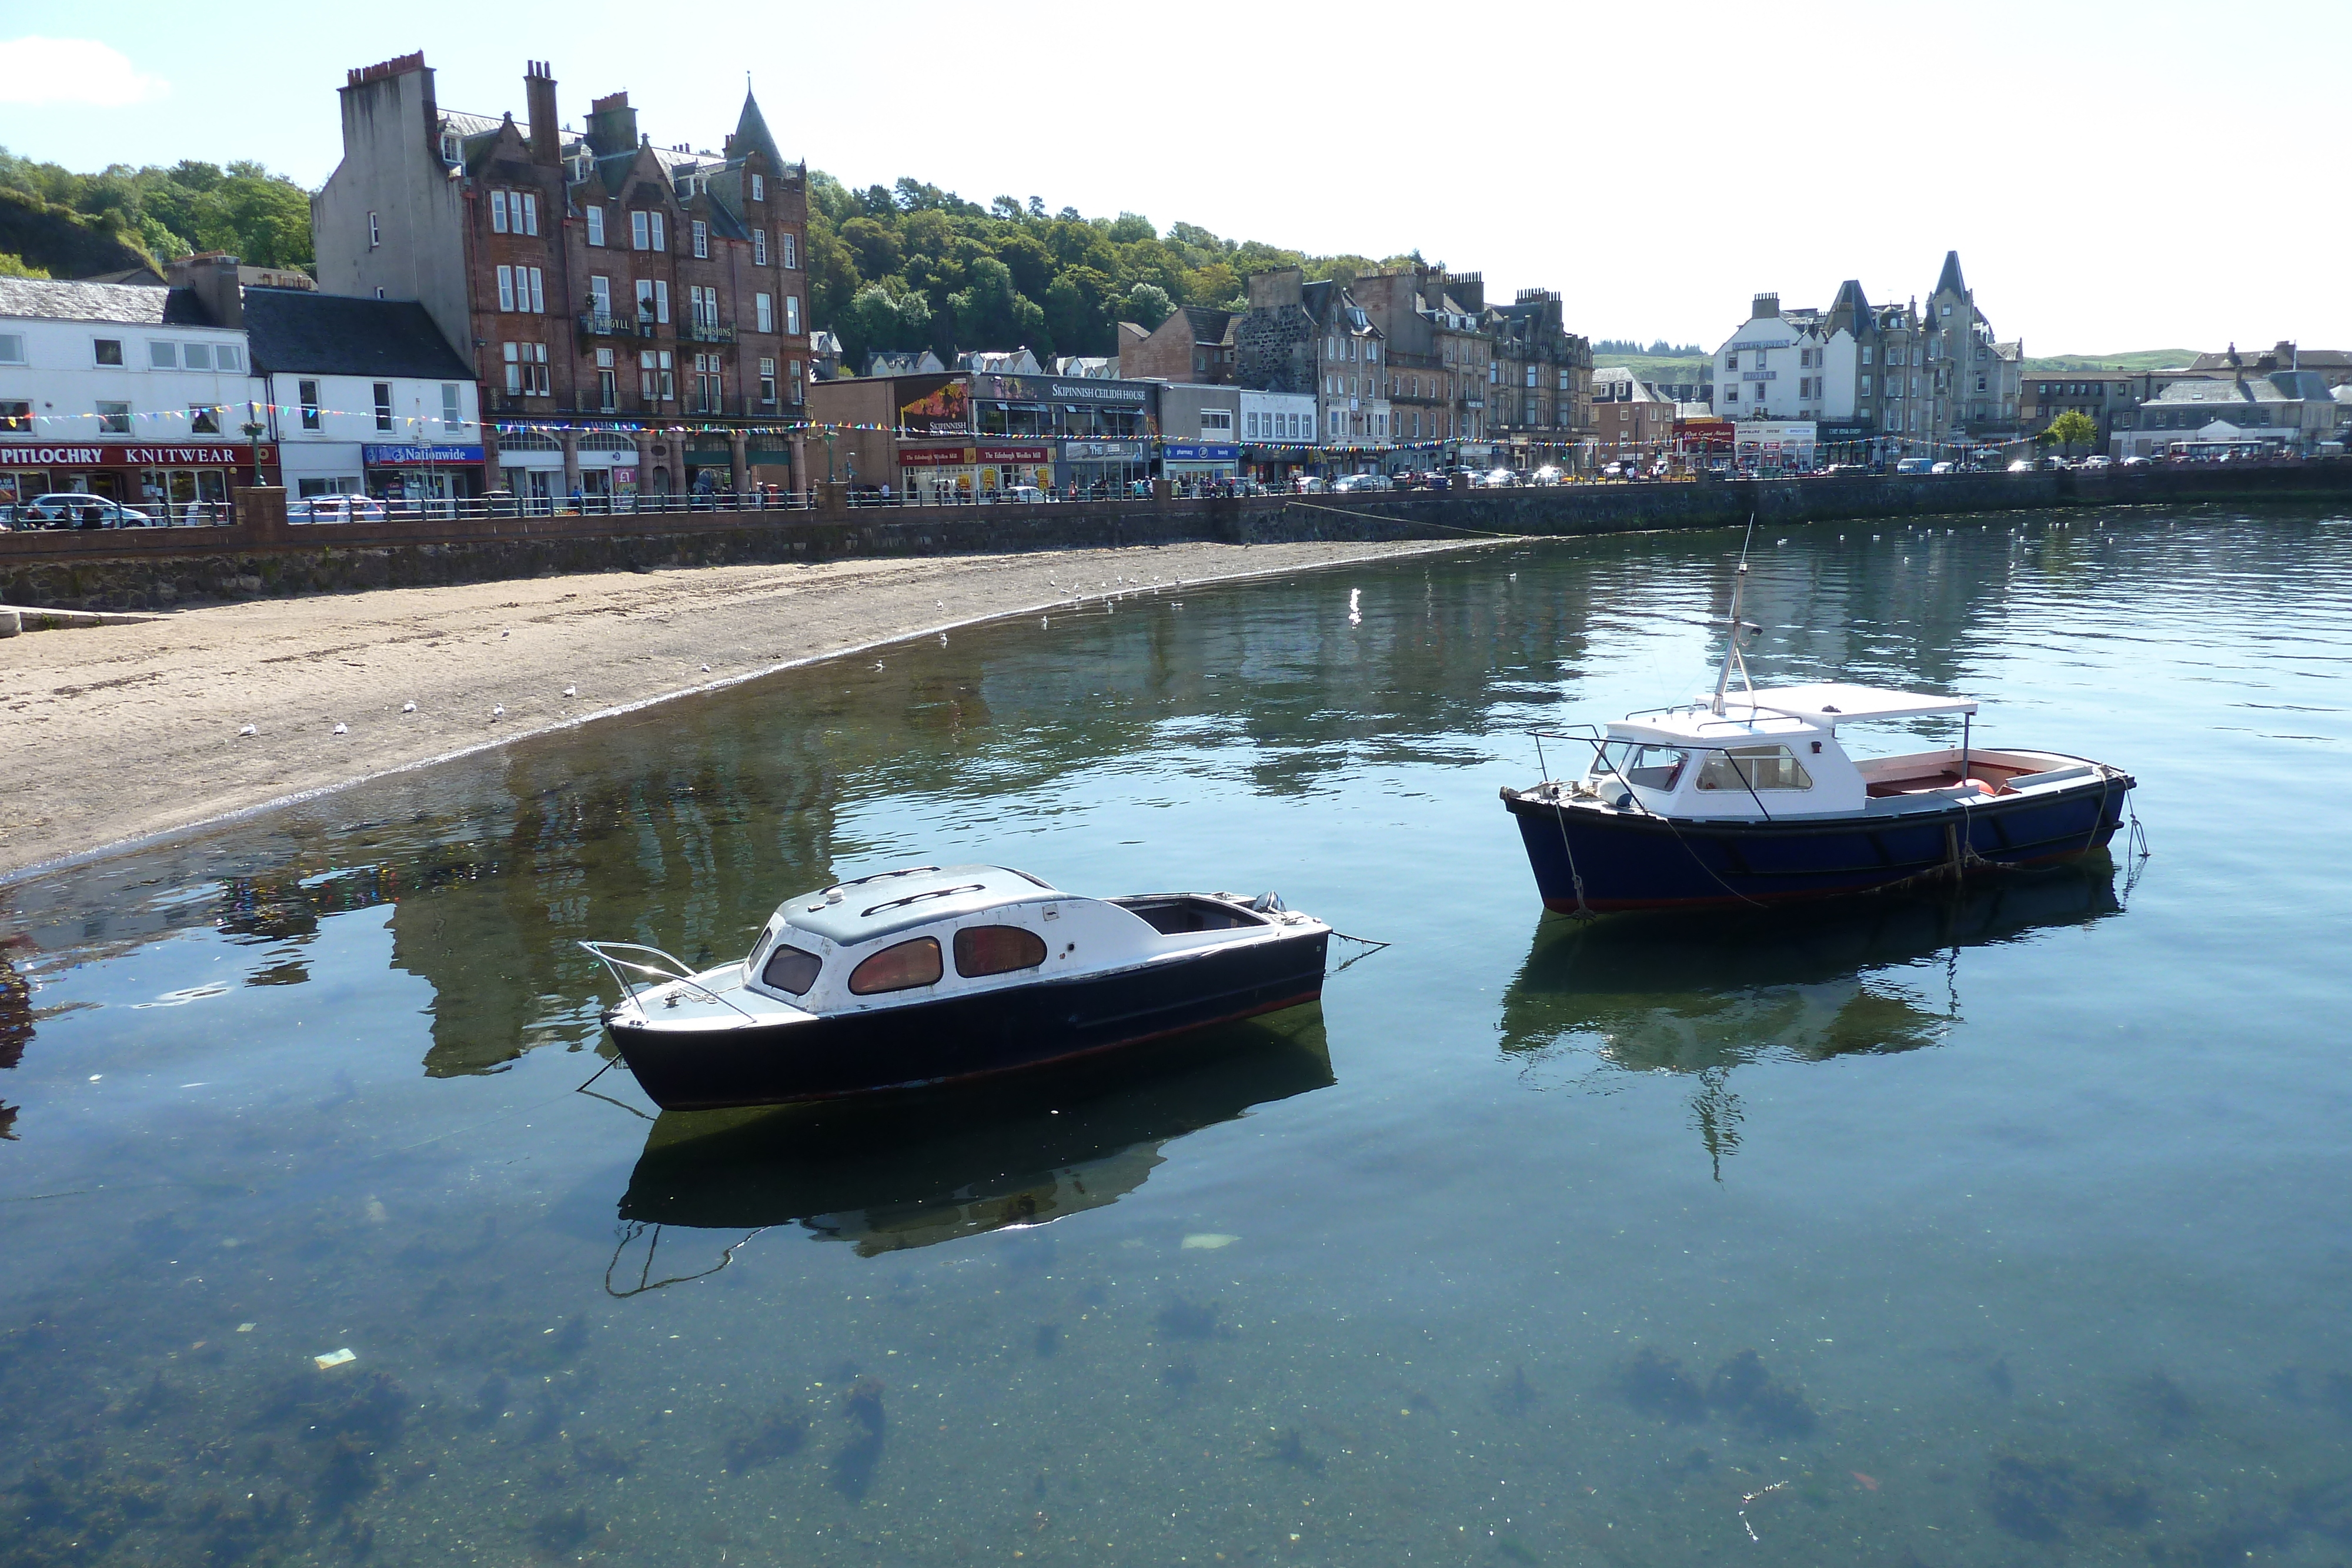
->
2021, 349, 2201, 375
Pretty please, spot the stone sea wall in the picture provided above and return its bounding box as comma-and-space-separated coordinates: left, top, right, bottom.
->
5, 463, 2348, 613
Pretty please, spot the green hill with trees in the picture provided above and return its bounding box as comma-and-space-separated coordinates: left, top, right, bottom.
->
0, 146, 313, 279
804, 173, 1416, 369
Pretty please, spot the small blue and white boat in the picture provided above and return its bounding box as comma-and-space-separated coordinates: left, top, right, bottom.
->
1501, 563, 2136, 912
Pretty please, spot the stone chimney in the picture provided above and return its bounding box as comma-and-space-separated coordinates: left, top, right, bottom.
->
1247, 266, 1303, 310
168, 252, 243, 328
585, 91, 637, 159
1753, 292, 1781, 319
523, 61, 560, 166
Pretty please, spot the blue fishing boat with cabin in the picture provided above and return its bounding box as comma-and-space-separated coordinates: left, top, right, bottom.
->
1501, 559, 2136, 912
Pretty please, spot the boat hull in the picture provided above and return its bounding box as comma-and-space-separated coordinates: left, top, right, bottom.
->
609, 927, 1331, 1111
1504, 771, 2134, 912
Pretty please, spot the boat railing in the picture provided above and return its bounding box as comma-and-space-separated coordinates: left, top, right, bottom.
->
579, 940, 759, 1021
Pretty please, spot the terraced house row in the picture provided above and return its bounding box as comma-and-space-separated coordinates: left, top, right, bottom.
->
315, 54, 814, 500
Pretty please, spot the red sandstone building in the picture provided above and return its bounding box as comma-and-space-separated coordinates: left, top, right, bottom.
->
315, 55, 811, 499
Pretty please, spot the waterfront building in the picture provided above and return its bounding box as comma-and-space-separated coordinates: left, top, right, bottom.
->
1484, 289, 1593, 471
2109, 367, 2343, 457
1348, 264, 1488, 464
243, 287, 480, 504
1151, 382, 1241, 488
1117, 307, 1237, 386
2019, 372, 2141, 451
0, 261, 273, 519
314, 54, 812, 500
1923, 252, 2022, 445
1234, 268, 1391, 461
1238, 387, 1317, 484
805, 368, 1160, 500
1589, 366, 1675, 461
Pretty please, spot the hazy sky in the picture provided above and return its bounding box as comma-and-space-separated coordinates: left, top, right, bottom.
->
5, 2, 2346, 355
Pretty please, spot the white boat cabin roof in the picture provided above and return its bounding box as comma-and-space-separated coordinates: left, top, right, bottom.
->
782, 864, 1061, 945
1735, 683, 1978, 726
1608, 683, 1976, 744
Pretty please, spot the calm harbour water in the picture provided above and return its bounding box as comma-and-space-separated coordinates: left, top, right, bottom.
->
5, 503, 2351, 1567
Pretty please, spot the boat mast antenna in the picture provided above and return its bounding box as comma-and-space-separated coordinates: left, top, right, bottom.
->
1711, 515, 1759, 716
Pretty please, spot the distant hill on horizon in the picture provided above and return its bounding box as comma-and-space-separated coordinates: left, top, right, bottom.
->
2022, 349, 2201, 375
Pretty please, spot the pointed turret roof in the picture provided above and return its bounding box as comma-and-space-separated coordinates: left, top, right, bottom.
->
734, 85, 784, 172
1935, 250, 1966, 297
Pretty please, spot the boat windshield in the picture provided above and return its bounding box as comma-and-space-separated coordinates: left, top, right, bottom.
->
1591, 742, 1690, 791
1695, 745, 1814, 793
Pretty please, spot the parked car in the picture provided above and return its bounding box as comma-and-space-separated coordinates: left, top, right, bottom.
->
1893, 457, 1935, 475
10, 493, 155, 529
1820, 463, 1869, 477
1479, 467, 1517, 487
1529, 465, 1565, 486
2120, 455, 2153, 467
292, 494, 390, 525
2007, 459, 2034, 473
2079, 454, 2112, 470
1930, 460, 1956, 474
1291, 475, 1325, 494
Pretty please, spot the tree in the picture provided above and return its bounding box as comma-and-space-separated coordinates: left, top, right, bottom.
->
2040, 409, 2100, 456
1122, 282, 1175, 328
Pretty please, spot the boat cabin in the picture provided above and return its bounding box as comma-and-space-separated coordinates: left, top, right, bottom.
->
1570, 682, 2090, 821
739, 864, 1282, 1017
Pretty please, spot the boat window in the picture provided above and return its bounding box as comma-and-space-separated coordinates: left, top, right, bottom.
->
954, 924, 1048, 978
1595, 742, 1690, 791
759, 943, 823, 995
1696, 745, 1814, 792
848, 937, 943, 995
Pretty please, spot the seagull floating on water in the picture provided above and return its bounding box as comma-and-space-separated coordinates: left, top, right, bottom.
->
491, 704, 505, 720
333, 723, 348, 735
562, 686, 576, 699
500, 628, 510, 638
871, 661, 884, 671
701, 663, 711, 673
402, 701, 417, 713
238, 724, 257, 737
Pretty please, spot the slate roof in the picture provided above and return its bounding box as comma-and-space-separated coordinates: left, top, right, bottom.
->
735, 89, 784, 173
0, 278, 219, 326
1935, 250, 1966, 296
1178, 306, 1234, 345
240, 288, 471, 379
2149, 373, 2326, 406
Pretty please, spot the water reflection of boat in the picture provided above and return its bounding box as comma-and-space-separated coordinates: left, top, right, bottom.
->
616, 1010, 1334, 1258
1498, 859, 2123, 1074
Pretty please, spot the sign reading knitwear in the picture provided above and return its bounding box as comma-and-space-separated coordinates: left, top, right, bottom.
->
362, 444, 485, 466
0, 442, 276, 466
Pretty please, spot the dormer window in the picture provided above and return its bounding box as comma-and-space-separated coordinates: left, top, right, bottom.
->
441, 133, 460, 163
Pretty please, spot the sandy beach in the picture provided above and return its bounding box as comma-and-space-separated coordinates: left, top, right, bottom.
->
0, 537, 1496, 881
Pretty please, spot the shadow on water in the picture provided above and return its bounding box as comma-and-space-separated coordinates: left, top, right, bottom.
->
1496, 859, 2125, 1171
609, 1008, 1334, 1273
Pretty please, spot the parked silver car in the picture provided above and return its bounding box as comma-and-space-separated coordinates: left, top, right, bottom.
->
7, 493, 155, 529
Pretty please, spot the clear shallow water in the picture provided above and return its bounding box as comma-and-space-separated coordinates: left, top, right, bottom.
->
5, 503, 2351, 1566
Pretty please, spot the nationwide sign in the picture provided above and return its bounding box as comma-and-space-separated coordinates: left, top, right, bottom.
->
1162, 443, 1239, 462
0, 443, 277, 466
363, 444, 485, 466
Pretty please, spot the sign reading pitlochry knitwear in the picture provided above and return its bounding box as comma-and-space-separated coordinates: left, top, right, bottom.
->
363, 444, 486, 466
0, 443, 278, 466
